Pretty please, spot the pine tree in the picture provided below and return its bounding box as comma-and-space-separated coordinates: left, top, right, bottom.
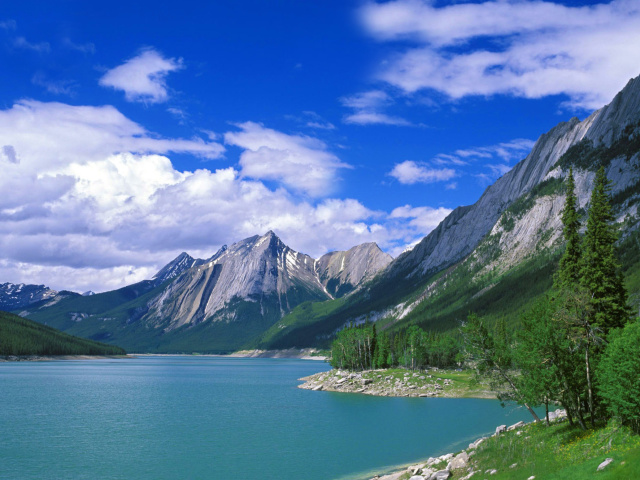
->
555, 167, 581, 289
580, 166, 630, 335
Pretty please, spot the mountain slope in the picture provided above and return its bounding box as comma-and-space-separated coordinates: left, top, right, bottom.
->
263, 75, 640, 349
0, 310, 126, 356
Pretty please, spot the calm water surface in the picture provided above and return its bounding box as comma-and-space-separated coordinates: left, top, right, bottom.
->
1, 356, 533, 480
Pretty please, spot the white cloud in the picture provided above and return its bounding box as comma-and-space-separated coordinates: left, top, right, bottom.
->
13, 36, 50, 53
0, 100, 224, 171
62, 37, 95, 54
390, 204, 452, 230
0, 100, 454, 292
0, 19, 17, 30
341, 90, 411, 125
224, 121, 351, 197
99, 48, 183, 103
389, 160, 456, 184
360, 0, 640, 109
32, 72, 76, 96
435, 138, 534, 166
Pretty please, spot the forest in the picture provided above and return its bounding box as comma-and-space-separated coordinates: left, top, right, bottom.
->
0, 310, 126, 356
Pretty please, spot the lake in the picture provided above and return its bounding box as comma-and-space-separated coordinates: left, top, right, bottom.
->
0, 356, 534, 480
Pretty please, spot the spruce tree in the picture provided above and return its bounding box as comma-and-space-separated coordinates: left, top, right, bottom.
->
580, 166, 629, 335
555, 167, 581, 289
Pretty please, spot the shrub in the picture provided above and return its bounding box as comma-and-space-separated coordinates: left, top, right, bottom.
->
597, 320, 640, 433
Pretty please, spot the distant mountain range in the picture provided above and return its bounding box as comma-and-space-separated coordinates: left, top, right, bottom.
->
12, 233, 391, 352
7, 74, 640, 353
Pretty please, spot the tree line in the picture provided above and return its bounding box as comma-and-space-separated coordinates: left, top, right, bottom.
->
329, 322, 461, 371
463, 167, 640, 432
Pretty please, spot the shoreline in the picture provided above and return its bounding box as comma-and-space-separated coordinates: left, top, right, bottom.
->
364, 409, 567, 480
298, 367, 495, 399
0, 354, 133, 362
132, 348, 328, 360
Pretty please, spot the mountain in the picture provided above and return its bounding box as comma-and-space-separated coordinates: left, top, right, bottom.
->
0, 283, 58, 311
262, 75, 640, 349
316, 243, 393, 298
16, 234, 391, 352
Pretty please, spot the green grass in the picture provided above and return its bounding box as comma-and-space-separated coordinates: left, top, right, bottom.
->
0, 310, 126, 356
456, 419, 640, 480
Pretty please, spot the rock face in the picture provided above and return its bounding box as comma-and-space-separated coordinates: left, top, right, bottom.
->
143, 232, 391, 331
0, 283, 57, 310
145, 231, 328, 329
316, 243, 392, 297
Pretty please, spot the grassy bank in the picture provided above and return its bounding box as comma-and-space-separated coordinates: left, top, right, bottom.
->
452, 420, 640, 480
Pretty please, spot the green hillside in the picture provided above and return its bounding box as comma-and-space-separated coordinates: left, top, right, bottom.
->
0, 310, 126, 356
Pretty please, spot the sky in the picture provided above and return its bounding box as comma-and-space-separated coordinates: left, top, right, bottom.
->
1, 0, 640, 293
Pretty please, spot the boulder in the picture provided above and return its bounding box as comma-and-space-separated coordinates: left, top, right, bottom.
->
485, 469, 497, 475
507, 421, 525, 431
429, 470, 451, 480
408, 476, 424, 480
438, 453, 453, 462
449, 452, 469, 470
468, 437, 487, 449
597, 458, 614, 471
362, 378, 373, 385
495, 425, 507, 435
312, 385, 323, 391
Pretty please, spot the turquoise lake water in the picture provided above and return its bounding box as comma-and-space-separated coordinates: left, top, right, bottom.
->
0, 356, 535, 480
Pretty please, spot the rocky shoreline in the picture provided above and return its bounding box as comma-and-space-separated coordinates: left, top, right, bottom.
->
227, 348, 327, 360
370, 409, 567, 480
298, 368, 493, 398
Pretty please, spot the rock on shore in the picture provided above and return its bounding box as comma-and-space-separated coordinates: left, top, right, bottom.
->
368, 409, 567, 480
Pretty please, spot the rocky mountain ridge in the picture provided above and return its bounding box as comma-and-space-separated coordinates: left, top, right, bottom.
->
0, 283, 57, 311
15, 233, 392, 352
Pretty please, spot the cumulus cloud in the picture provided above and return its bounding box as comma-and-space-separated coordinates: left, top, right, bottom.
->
389, 160, 455, 184
0, 100, 224, 171
0, 100, 452, 292
360, 0, 640, 109
390, 204, 452, 230
341, 90, 411, 125
99, 48, 183, 103
224, 121, 351, 197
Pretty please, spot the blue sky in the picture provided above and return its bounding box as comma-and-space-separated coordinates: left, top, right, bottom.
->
1, 0, 640, 292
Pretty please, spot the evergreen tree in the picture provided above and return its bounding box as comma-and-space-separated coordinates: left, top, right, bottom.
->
555, 167, 581, 289
580, 166, 630, 334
